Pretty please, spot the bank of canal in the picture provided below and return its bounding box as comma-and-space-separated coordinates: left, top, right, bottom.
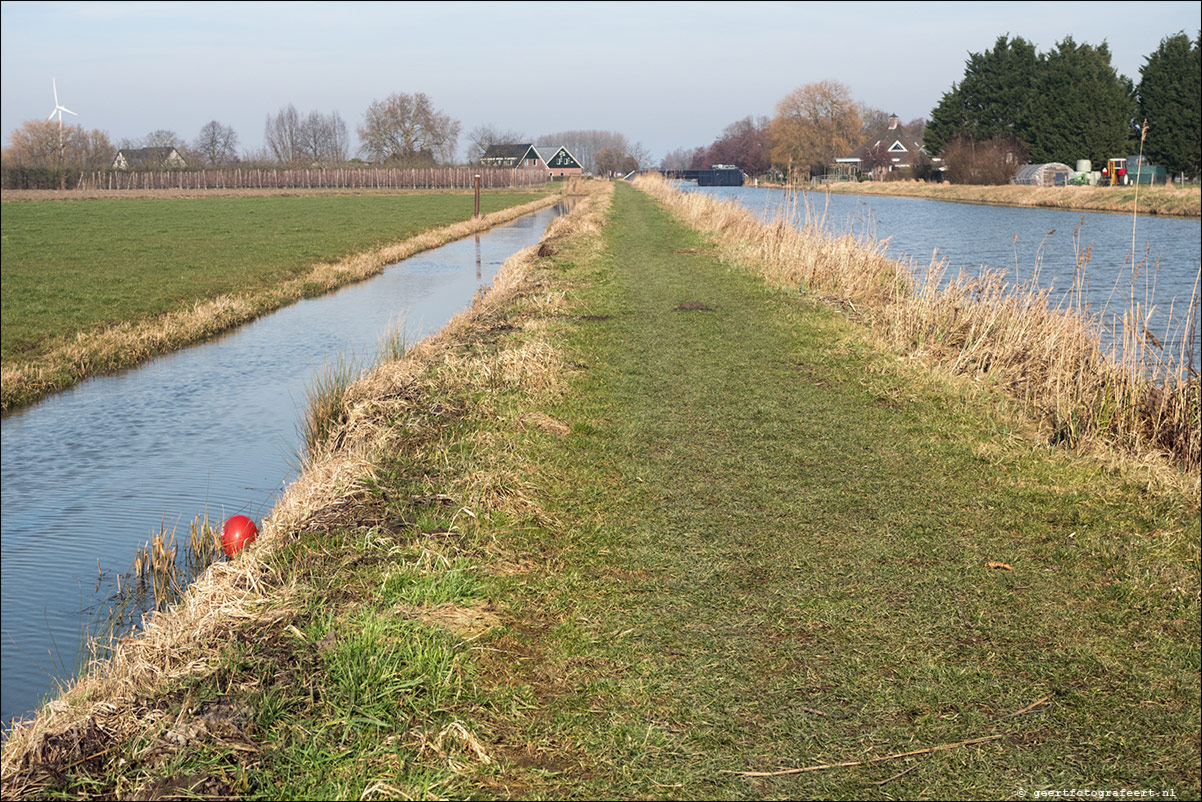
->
0, 200, 573, 728
692, 184, 1201, 372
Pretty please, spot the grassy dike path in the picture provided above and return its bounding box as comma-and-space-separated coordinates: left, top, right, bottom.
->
3, 182, 1197, 799
477, 184, 1199, 798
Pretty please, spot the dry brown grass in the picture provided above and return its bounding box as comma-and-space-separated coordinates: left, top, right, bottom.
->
634, 174, 1200, 479
0, 182, 614, 799
815, 179, 1201, 218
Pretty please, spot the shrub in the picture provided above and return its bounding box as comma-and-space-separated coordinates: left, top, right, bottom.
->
942, 136, 1027, 185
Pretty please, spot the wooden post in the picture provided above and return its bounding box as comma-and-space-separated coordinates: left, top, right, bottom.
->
474, 174, 481, 218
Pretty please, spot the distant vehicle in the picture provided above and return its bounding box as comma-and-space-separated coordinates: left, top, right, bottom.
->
1101, 156, 1166, 185
1103, 158, 1128, 185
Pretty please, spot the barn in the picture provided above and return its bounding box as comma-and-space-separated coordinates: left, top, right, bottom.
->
480, 144, 583, 178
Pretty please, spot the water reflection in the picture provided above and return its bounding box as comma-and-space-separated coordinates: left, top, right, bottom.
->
0, 202, 568, 727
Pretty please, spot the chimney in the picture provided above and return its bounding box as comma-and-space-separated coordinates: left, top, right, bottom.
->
888, 114, 899, 130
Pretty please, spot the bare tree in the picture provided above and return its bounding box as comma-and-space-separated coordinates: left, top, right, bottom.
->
466, 123, 527, 163
536, 130, 631, 174
857, 104, 891, 138
265, 104, 304, 164
626, 141, 653, 170
692, 116, 771, 175
943, 135, 1026, 185
3, 119, 113, 170
660, 147, 696, 171
594, 146, 637, 177
769, 80, 862, 179
193, 120, 239, 166
358, 92, 460, 165
142, 129, 185, 149
299, 110, 349, 164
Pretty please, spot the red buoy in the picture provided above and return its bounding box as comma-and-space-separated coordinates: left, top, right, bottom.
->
221, 515, 258, 557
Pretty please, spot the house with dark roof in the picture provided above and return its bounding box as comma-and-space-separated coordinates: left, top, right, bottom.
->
479, 144, 583, 177
836, 115, 928, 179
111, 146, 188, 171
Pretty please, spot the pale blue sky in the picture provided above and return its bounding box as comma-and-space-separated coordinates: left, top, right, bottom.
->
2, 1, 1198, 161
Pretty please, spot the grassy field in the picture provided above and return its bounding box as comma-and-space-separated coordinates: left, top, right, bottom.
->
1, 191, 546, 363
0, 189, 555, 410
2, 182, 1197, 800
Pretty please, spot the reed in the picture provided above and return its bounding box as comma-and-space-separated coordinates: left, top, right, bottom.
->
300, 354, 362, 458
633, 174, 1200, 474
808, 178, 1201, 218
85, 514, 226, 677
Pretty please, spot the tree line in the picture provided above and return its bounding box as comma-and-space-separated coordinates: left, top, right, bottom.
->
666, 31, 1199, 184
926, 31, 1200, 179
2, 88, 653, 186
662, 82, 919, 183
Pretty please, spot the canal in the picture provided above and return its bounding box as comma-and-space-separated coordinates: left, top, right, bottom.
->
688, 185, 1201, 371
0, 201, 570, 728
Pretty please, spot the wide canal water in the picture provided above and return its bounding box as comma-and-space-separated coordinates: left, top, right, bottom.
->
1, 202, 569, 728
689, 185, 1201, 371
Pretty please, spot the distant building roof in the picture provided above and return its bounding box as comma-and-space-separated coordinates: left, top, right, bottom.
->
480, 144, 535, 165
533, 145, 582, 171
112, 146, 188, 170
845, 114, 926, 165
480, 143, 583, 171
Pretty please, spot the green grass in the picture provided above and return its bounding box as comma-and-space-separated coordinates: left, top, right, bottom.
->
470, 183, 1200, 798
0, 191, 545, 363
18, 183, 1197, 800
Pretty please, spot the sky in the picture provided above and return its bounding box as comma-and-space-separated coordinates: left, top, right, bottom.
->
2, 0, 1199, 162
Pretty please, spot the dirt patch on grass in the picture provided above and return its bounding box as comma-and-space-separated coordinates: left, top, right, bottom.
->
397, 600, 504, 638
522, 412, 571, 436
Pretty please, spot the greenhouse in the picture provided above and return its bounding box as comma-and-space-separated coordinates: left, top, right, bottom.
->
1011, 163, 1074, 186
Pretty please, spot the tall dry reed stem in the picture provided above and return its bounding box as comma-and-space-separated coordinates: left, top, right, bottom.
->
633, 174, 1199, 474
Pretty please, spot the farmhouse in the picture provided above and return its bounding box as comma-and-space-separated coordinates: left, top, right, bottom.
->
111, 147, 188, 171
836, 114, 928, 179
479, 144, 583, 178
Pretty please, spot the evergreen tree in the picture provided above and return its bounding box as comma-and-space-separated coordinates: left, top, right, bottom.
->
923, 36, 1038, 156
926, 35, 1134, 168
1137, 32, 1201, 177
1027, 37, 1134, 166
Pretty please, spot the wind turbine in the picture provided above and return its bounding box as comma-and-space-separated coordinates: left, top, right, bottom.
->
47, 79, 77, 188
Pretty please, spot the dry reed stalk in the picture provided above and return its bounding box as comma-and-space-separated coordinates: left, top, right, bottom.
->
807, 179, 1201, 218
633, 174, 1199, 480
0, 182, 613, 799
